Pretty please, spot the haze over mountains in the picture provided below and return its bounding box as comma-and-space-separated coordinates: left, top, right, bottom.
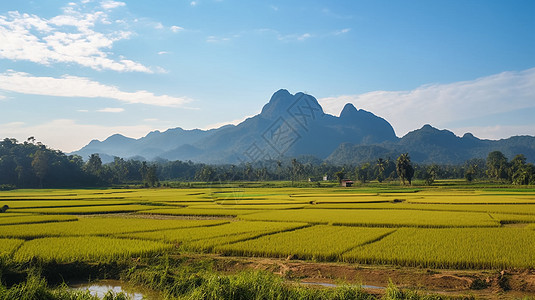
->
72, 90, 535, 165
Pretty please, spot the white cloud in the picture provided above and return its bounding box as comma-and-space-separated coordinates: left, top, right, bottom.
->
0, 119, 158, 152
170, 25, 183, 33
157, 51, 169, 55
143, 118, 158, 122
297, 33, 311, 41
202, 115, 253, 130
100, 1, 126, 10
319, 68, 535, 138
0, 71, 192, 107
190, 1, 197, 6
0, 4, 152, 72
98, 107, 124, 113
335, 28, 350, 35
206, 35, 230, 43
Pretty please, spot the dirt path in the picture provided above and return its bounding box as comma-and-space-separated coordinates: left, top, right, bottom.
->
187, 254, 535, 299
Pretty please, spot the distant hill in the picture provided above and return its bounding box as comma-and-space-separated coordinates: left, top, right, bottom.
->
72, 89, 535, 165
326, 125, 535, 165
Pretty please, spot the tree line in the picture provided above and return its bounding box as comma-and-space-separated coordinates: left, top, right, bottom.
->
1, 138, 534, 189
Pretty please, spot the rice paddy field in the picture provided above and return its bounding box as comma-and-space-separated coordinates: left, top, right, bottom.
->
1, 184, 535, 269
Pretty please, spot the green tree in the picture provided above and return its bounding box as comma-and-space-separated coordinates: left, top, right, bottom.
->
465, 165, 475, 182
291, 159, 303, 184
424, 164, 438, 185
84, 154, 103, 177
396, 153, 414, 185
146, 165, 159, 187
31, 149, 48, 188
486, 151, 509, 182
335, 169, 346, 184
357, 163, 371, 183
510, 154, 534, 185
196, 165, 214, 182
376, 158, 385, 183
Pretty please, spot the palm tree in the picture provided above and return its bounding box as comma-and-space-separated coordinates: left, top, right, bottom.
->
376, 158, 385, 183
396, 153, 414, 185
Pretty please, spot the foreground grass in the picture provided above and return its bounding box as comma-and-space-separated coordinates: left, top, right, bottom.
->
0, 257, 462, 300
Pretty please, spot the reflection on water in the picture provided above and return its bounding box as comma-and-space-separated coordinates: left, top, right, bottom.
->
72, 280, 153, 300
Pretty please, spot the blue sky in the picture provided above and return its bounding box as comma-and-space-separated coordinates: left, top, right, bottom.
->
0, 0, 534, 152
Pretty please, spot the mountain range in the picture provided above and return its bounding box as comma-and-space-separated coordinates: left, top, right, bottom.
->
72, 89, 535, 165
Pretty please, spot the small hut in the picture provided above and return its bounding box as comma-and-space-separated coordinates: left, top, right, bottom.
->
341, 180, 353, 187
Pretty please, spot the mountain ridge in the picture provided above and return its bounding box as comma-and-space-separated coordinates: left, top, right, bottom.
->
71, 89, 535, 164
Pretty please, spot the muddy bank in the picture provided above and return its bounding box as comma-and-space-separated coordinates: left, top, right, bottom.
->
194, 254, 535, 299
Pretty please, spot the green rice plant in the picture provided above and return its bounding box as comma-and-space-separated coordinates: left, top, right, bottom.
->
343, 227, 535, 269
137, 207, 262, 217
310, 202, 535, 216
0, 214, 77, 226
0, 218, 228, 239
491, 213, 535, 224
215, 225, 395, 261
0, 238, 24, 257
188, 204, 308, 210
121, 220, 306, 243
2, 200, 137, 209
12, 204, 163, 214
0, 213, 33, 218
185, 231, 277, 251
240, 209, 499, 228
13, 236, 173, 262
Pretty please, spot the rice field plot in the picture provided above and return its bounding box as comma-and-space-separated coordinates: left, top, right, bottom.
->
13, 236, 173, 263
129, 189, 214, 203
288, 193, 397, 204
491, 213, 535, 224
0, 238, 24, 257
0, 214, 77, 226
2, 200, 138, 209
186, 231, 286, 251
215, 225, 395, 261
308, 202, 535, 216
187, 204, 308, 210
213, 195, 308, 205
405, 191, 535, 204
343, 227, 535, 269
239, 208, 499, 228
137, 207, 263, 217
120, 221, 307, 248
12, 204, 164, 215
399, 203, 535, 215
0, 213, 33, 218
0, 217, 228, 239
